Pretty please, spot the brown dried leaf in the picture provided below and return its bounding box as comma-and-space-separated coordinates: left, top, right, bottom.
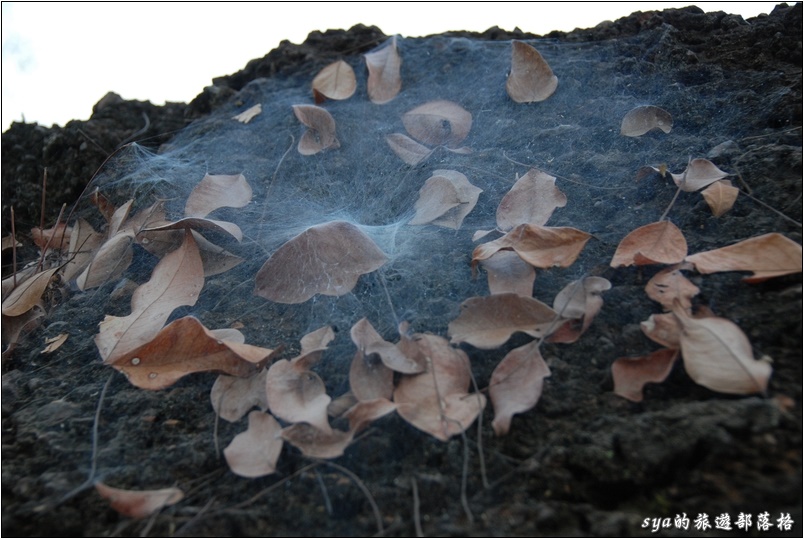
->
232, 104, 262, 124
402, 100, 472, 147
2, 235, 22, 251
449, 294, 558, 349
2, 304, 45, 362
255, 221, 387, 304
223, 411, 283, 478
343, 398, 397, 433
385, 133, 432, 165
645, 264, 699, 311
685, 233, 802, 282
612, 348, 679, 402
95, 231, 204, 363
211, 370, 269, 422
31, 223, 71, 251
489, 340, 551, 436
408, 170, 482, 230
670, 158, 729, 192
90, 189, 116, 223
142, 217, 243, 242
497, 169, 566, 230
184, 173, 252, 218
281, 423, 353, 459
641, 313, 682, 348
701, 179, 739, 217
76, 232, 134, 291
620, 105, 673, 137
265, 359, 332, 433
110, 316, 276, 390
365, 36, 401, 104
41, 333, 68, 354
349, 349, 394, 401
479, 251, 535, 297
2, 267, 59, 317
473, 224, 591, 270
673, 304, 772, 395
506, 41, 558, 103
63, 219, 103, 283
610, 221, 687, 267
292, 104, 340, 155
312, 60, 357, 102
95, 482, 184, 519
548, 276, 611, 344
298, 325, 336, 363
351, 317, 423, 374
108, 199, 134, 237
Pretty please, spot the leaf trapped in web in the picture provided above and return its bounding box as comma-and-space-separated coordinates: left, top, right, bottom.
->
185, 173, 252, 218
701, 179, 739, 217
63, 218, 103, 283
548, 276, 611, 344
402, 100, 472, 148
41, 333, 68, 354
620, 105, 673, 137
479, 251, 536, 297
385, 133, 432, 165
497, 169, 566, 230
281, 423, 354, 459
670, 158, 729, 192
1, 267, 60, 317
611, 348, 679, 402
506, 41, 557, 103
365, 36, 401, 104
641, 312, 682, 349
211, 370, 269, 422
673, 304, 772, 395
349, 348, 394, 401
685, 233, 802, 282
343, 398, 397, 433
644, 263, 699, 311
351, 317, 423, 374
223, 411, 283, 478
109, 316, 276, 390
76, 231, 134, 291
95, 482, 184, 519
449, 293, 558, 349
409, 170, 482, 230
473, 224, 591, 270
393, 333, 485, 441
266, 359, 332, 433
232, 104, 262, 124
31, 222, 70, 251
489, 340, 550, 436
255, 221, 387, 304
95, 231, 204, 363
312, 60, 357, 102
292, 104, 340, 155
610, 221, 687, 267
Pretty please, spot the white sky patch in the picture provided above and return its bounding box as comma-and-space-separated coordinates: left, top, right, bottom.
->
1, 2, 778, 130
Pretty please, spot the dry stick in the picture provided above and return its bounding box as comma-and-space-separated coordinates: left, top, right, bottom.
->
740, 189, 802, 227
658, 157, 691, 222
458, 427, 474, 525
411, 476, 424, 538
11, 207, 18, 288
174, 496, 217, 537
320, 460, 384, 537
40, 167, 47, 232
315, 469, 334, 516
464, 364, 489, 489
36, 203, 66, 272
219, 462, 320, 512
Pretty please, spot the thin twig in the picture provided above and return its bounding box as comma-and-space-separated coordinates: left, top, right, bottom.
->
11, 207, 18, 288
458, 428, 474, 525
315, 469, 334, 515
40, 167, 47, 232
321, 461, 384, 537
740, 189, 802, 227
411, 476, 424, 538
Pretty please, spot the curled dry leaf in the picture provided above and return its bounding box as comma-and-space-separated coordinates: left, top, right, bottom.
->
343, 398, 397, 433
298, 325, 336, 364
402, 100, 472, 148
184, 173, 252, 218
312, 60, 357, 102
673, 304, 772, 395
365, 36, 401, 104
255, 221, 387, 304
95, 482, 184, 519
76, 232, 134, 291
490, 340, 551, 436
1, 267, 60, 317
620, 105, 673, 137
496, 169, 566, 230
685, 233, 802, 282
610, 220, 687, 267
281, 423, 353, 459
32, 223, 70, 251
349, 349, 394, 401
2, 234, 22, 251
110, 316, 277, 390
701, 179, 739, 217
63, 218, 103, 283
351, 317, 423, 374
223, 411, 283, 478
641, 313, 682, 348
2, 303, 45, 362
612, 348, 679, 402
385, 133, 432, 165
41, 333, 68, 354
292, 104, 340, 155
548, 276, 611, 344
473, 224, 591, 270
265, 358, 332, 433
232, 103, 262, 124
670, 158, 729, 192
645, 264, 699, 311
408, 170, 482, 230
506, 41, 558, 103
449, 293, 558, 349
480, 251, 535, 297
95, 231, 204, 363
211, 370, 268, 422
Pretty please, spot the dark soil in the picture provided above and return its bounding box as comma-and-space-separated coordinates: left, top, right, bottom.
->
2, 5, 802, 537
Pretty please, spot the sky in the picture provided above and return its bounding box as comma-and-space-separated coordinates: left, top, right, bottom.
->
1, 2, 779, 131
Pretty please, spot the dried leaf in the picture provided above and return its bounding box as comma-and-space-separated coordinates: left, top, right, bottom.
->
645, 264, 699, 311
184, 173, 252, 218
479, 251, 535, 297
298, 325, 336, 361
489, 340, 551, 436
108, 199, 134, 238
408, 170, 482, 230
349, 349, 394, 401
365, 36, 401, 104
402, 100, 472, 147
385, 133, 432, 165
473, 224, 591, 270
496, 169, 566, 230
2, 304, 45, 362
548, 276, 611, 344
223, 411, 283, 478
76, 232, 134, 291
701, 179, 739, 217
265, 358, 332, 433
281, 423, 353, 459
142, 217, 243, 242
641, 313, 682, 348
41, 333, 68, 354
63, 218, 103, 283
211, 370, 269, 422
620, 105, 673, 137
685, 233, 802, 282
610, 221, 687, 267
110, 316, 276, 390
343, 398, 397, 433
232, 104, 262, 124
673, 304, 772, 394
312, 60, 357, 102
612, 348, 679, 402
670, 158, 729, 192
351, 317, 423, 374
449, 294, 558, 349
95, 231, 204, 363
2, 267, 59, 317
95, 482, 183, 519
2, 235, 22, 251
506, 41, 558, 103
292, 104, 340, 155
31, 223, 70, 251
255, 221, 387, 304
